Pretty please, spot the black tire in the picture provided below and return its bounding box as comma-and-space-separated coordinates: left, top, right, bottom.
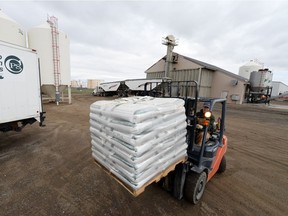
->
217, 155, 226, 173
173, 164, 186, 199
184, 171, 207, 204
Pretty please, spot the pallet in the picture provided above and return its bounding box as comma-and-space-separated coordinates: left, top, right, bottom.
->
94, 156, 187, 197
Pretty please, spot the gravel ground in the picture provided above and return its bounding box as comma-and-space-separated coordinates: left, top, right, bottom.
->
0, 94, 288, 216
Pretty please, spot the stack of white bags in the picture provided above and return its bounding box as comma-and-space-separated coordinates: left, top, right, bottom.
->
90, 96, 188, 191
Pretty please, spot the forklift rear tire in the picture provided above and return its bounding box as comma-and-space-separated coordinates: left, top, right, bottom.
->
217, 155, 226, 173
184, 171, 207, 204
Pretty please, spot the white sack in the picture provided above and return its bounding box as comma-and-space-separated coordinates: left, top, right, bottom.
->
90, 96, 187, 190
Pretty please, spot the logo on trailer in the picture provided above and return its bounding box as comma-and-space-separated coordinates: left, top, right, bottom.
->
4, 55, 24, 74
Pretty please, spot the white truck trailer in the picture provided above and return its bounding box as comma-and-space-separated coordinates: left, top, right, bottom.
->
124, 78, 162, 95
0, 41, 45, 132
92, 79, 163, 97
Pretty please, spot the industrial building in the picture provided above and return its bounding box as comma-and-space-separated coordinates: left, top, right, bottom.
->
71, 80, 80, 88
145, 52, 248, 104
70, 79, 104, 89
145, 36, 276, 104
271, 81, 288, 97
87, 79, 104, 89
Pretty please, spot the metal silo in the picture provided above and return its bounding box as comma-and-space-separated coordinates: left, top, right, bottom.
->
0, 9, 26, 47
238, 60, 263, 79
249, 69, 273, 92
28, 16, 71, 104
246, 68, 273, 103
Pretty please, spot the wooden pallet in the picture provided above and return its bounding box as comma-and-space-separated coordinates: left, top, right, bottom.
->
94, 156, 187, 197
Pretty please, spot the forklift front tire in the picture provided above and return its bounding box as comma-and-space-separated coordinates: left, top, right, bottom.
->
184, 171, 207, 204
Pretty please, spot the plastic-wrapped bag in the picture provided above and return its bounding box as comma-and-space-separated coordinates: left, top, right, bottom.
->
90, 96, 188, 190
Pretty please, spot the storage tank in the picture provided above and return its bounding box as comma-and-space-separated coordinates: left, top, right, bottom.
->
239, 60, 263, 79
249, 69, 273, 92
28, 21, 71, 101
0, 9, 26, 47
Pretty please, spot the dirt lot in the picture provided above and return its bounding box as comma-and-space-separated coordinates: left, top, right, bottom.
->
1, 94, 288, 216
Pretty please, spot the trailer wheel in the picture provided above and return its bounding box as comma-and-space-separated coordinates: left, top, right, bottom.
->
217, 155, 226, 173
184, 171, 207, 204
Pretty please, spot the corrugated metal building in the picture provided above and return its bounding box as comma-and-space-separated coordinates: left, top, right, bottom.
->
271, 81, 288, 96
145, 53, 248, 104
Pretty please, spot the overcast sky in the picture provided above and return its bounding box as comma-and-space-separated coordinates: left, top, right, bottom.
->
1, 0, 288, 84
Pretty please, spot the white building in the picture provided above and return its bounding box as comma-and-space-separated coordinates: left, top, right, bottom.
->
87, 79, 104, 89
271, 81, 288, 96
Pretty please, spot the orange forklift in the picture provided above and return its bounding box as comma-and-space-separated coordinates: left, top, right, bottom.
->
145, 80, 228, 204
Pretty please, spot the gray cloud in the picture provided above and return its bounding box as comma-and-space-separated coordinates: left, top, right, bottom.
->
1, 0, 287, 84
